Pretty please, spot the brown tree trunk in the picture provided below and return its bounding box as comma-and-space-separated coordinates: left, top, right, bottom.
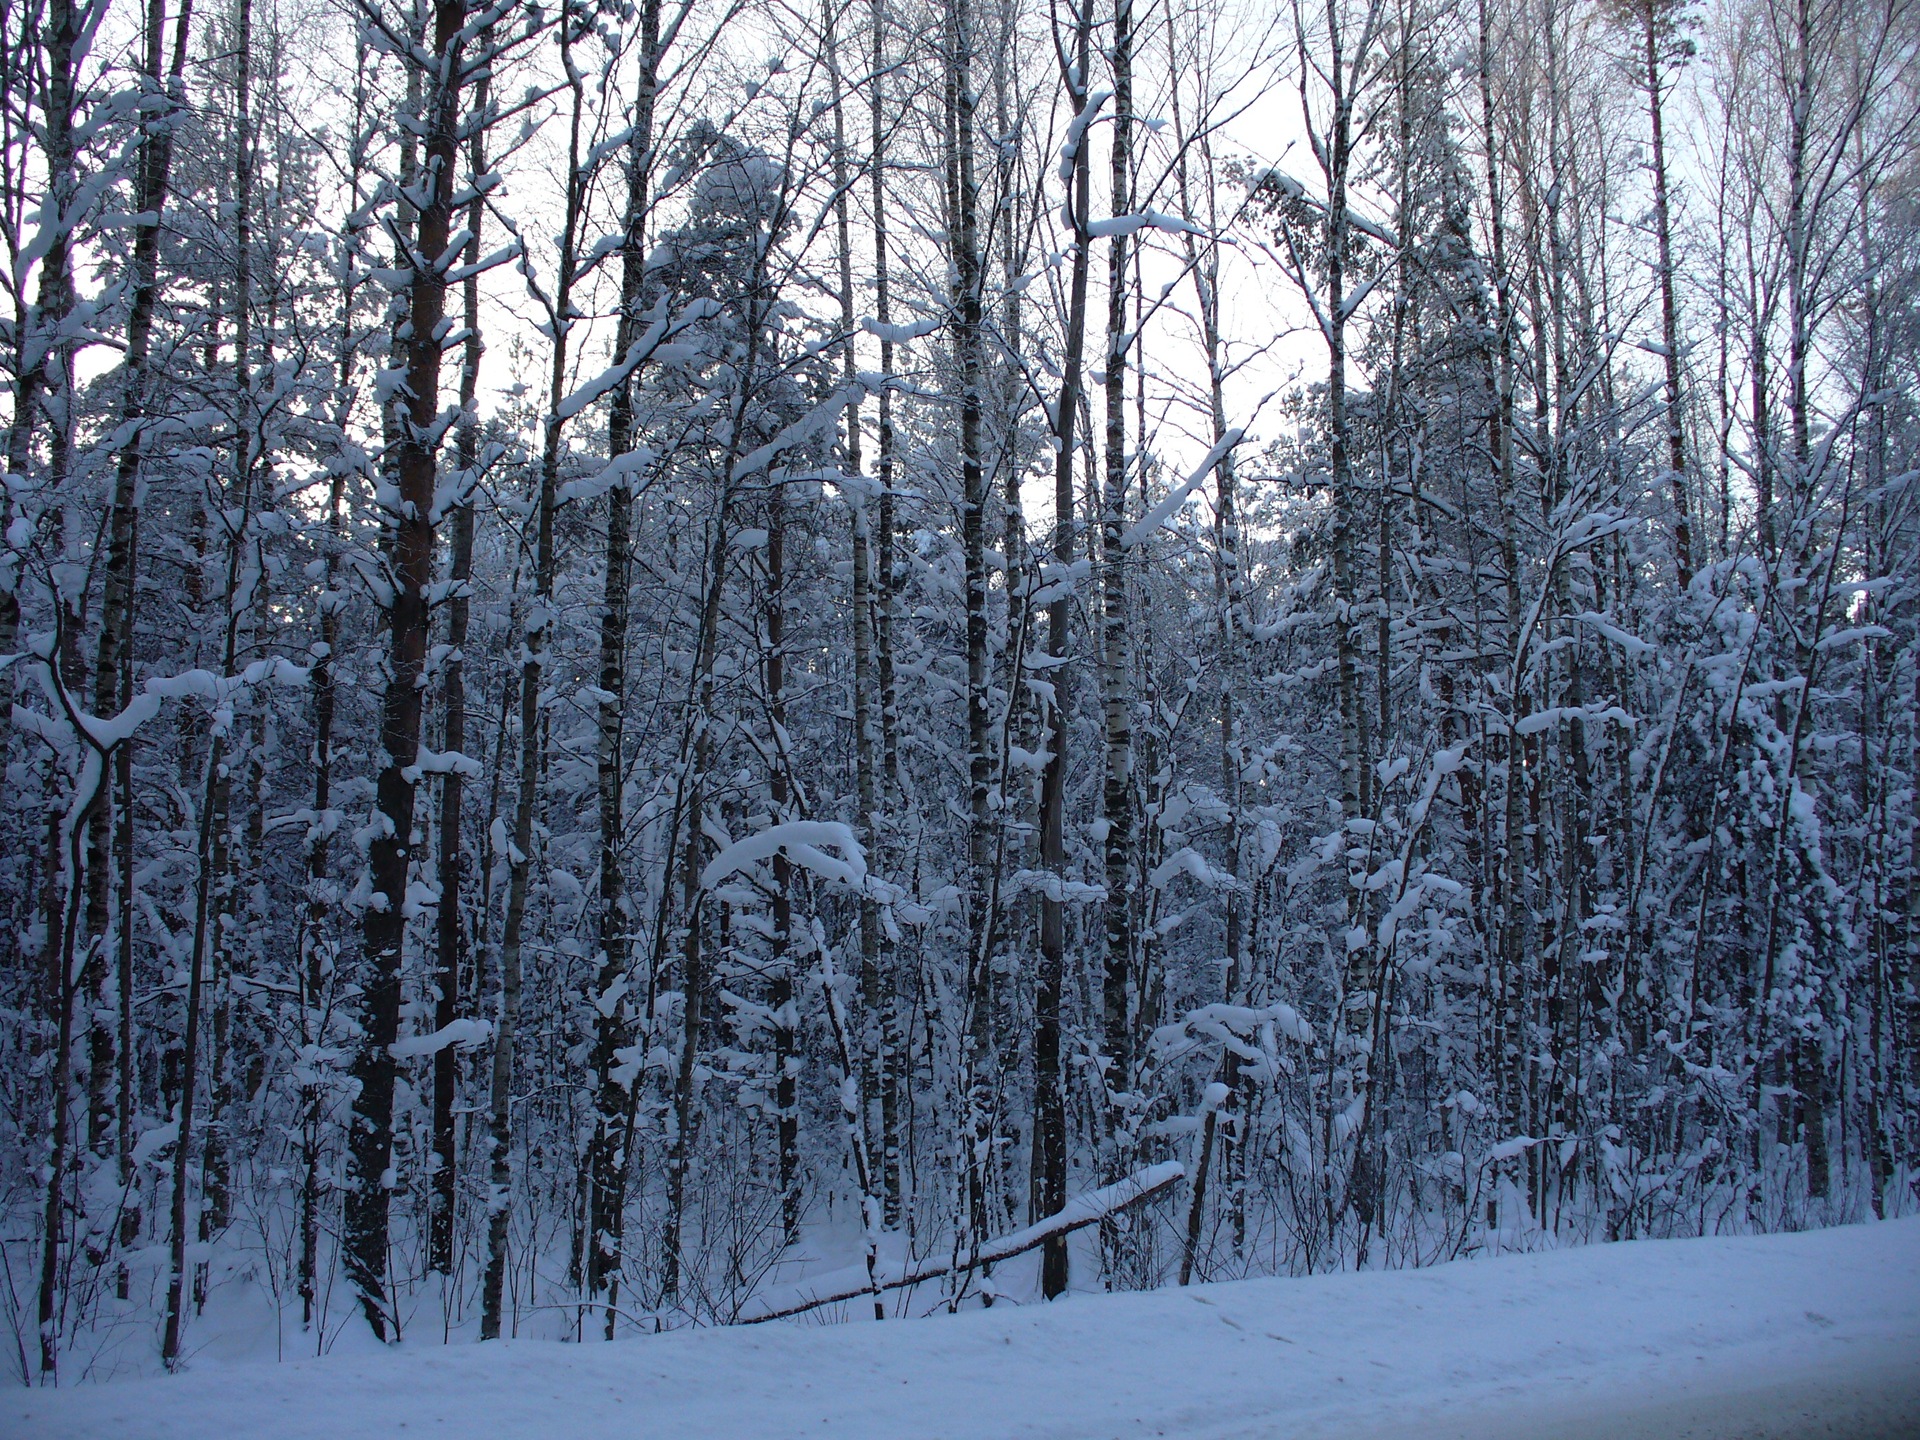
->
347, 0, 468, 1342
429, 73, 487, 1274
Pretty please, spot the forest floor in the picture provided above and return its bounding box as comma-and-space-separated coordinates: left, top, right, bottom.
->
10, 1216, 1918, 1439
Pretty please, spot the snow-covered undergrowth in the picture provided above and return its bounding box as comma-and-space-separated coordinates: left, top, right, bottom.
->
10, 1217, 1917, 1440
6, 1159, 1912, 1389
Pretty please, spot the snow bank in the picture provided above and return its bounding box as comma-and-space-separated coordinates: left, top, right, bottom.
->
11, 1218, 1917, 1439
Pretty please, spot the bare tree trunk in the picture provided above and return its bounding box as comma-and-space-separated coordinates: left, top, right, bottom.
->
1034, 0, 1095, 1300
113, 705, 137, 1298
163, 457, 259, 1365
1318, 0, 1392, 1238
480, 442, 552, 1339
1640, 0, 1692, 589
85, 0, 192, 1194
583, 0, 664, 1332
661, 235, 775, 1302
40, 771, 103, 1381
662, 497, 738, 1304
348, 0, 468, 1342
430, 62, 487, 1277
0, 0, 89, 679
295, 49, 378, 1326
948, 0, 996, 1255
482, 25, 593, 1339
869, 0, 904, 1226
1097, 0, 1138, 1195
298, 463, 343, 1327
767, 479, 802, 1244
661, 789, 708, 1305
196, 0, 258, 1279
1476, 0, 1524, 1229
12, 0, 75, 1132
825, 0, 886, 1263
1172, 83, 1247, 1275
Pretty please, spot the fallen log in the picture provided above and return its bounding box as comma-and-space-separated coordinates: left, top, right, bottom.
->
740, 1160, 1187, 1324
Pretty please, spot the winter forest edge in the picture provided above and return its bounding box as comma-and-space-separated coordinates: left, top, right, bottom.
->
1, 0, 1918, 1387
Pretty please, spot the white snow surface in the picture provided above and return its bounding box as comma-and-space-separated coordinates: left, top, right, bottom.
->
12, 1218, 1918, 1439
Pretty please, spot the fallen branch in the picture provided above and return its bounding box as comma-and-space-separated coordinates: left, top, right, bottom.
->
740, 1161, 1187, 1324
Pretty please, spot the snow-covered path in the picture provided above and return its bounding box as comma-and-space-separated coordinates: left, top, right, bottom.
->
13, 1219, 1919, 1440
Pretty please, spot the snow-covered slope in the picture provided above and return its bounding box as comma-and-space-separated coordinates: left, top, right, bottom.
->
13, 1219, 1919, 1440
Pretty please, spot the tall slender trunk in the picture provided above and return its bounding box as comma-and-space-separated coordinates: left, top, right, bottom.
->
479, 438, 553, 1338
296, 68, 371, 1325
13, 4, 96, 1331
1782, 0, 1813, 492
347, 0, 467, 1342
1641, 3, 1691, 589
482, 29, 589, 1339
1033, 0, 1094, 1299
661, 209, 775, 1305
1308, 0, 1382, 1235
869, 0, 904, 1224
163, 441, 257, 1365
112, 715, 137, 1297
193, 667, 235, 1307
298, 464, 344, 1327
948, 0, 995, 1252
662, 482, 740, 1303
767, 483, 801, 1243
1172, 72, 1248, 1269
584, 0, 663, 1328
85, 0, 191, 1190
40, 775, 102, 1380
826, 0, 885, 1260
1097, 0, 1137, 1194
430, 62, 487, 1277
1476, 0, 1525, 1224
196, 0, 257, 1271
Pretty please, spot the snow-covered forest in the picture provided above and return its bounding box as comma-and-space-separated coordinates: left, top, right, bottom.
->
2, 0, 1916, 1385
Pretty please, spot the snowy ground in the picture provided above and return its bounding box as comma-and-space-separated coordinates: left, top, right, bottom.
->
11, 1218, 1918, 1440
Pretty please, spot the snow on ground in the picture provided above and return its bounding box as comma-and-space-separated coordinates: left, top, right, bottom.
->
11, 1218, 1919, 1440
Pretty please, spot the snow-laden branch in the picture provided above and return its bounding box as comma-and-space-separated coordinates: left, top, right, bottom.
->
700, 820, 867, 892
390, 1018, 493, 1059
1121, 429, 1244, 548
1086, 211, 1204, 239
1057, 87, 1113, 185
860, 316, 942, 344
731, 385, 863, 485
557, 446, 654, 506
738, 1161, 1187, 1324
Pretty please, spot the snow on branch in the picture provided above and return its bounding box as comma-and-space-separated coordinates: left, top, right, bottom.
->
731, 385, 863, 485
1148, 846, 1236, 891
558, 447, 654, 506
861, 316, 943, 344
1057, 88, 1114, 184
700, 820, 868, 892
553, 298, 718, 422
1007, 869, 1107, 904
1121, 429, 1244, 548
390, 1018, 494, 1059
738, 1161, 1186, 1324
1086, 211, 1204, 239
